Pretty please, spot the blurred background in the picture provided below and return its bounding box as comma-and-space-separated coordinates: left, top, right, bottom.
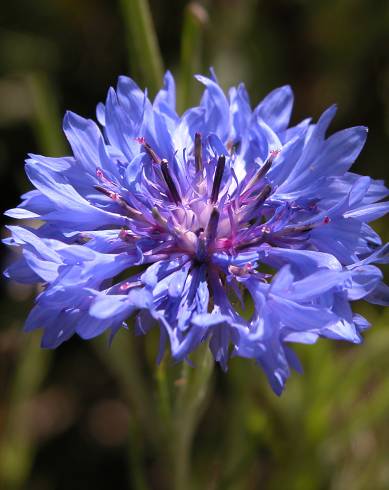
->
1, 0, 389, 489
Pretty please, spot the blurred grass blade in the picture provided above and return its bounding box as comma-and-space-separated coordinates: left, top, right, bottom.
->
0, 333, 50, 490
155, 355, 172, 429
179, 2, 209, 112
25, 72, 67, 156
93, 330, 161, 448
0, 72, 65, 490
120, 0, 164, 96
172, 343, 213, 490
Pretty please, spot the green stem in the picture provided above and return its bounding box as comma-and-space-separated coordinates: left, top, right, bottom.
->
93, 331, 160, 449
155, 354, 172, 430
172, 343, 214, 490
179, 2, 209, 113
127, 415, 149, 490
119, 0, 164, 96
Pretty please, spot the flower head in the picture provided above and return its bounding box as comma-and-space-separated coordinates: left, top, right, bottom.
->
4, 71, 389, 394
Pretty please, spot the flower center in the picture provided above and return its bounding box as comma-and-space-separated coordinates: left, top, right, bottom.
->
138, 134, 276, 262
94, 134, 329, 269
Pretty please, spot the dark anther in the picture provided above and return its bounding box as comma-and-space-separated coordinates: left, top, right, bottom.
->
242, 184, 272, 225
206, 207, 220, 244
94, 185, 143, 219
210, 155, 226, 203
94, 184, 113, 199
196, 231, 207, 262
194, 132, 203, 172
280, 224, 314, 235
256, 184, 272, 204
137, 137, 161, 164
194, 227, 204, 236
242, 150, 279, 195
160, 159, 181, 204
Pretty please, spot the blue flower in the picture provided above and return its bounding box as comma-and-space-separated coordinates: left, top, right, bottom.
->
4, 71, 389, 394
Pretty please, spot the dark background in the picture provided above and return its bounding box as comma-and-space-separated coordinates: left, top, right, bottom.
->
1, 1, 389, 489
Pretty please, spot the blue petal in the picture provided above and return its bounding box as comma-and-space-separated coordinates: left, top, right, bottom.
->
279, 105, 337, 192
365, 281, 389, 305
229, 83, 251, 141
195, 75, 230, 142
344, 201, 389, 222
254, 85, 294, 133
347, 265, 383, 300
63, 111, 105, 175
153, 71, 178, 130
263, 248, 342, 275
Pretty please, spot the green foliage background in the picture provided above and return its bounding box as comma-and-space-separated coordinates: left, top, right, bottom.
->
0, 1, 388, 489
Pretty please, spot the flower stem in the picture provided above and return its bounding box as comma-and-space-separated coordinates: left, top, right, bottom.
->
93, 331, 161, 449
120, 0, 164, 97
172, 342, 214, 490
155, 355, 172, 428
126, 415, 149, 490
179, 2, 209, 113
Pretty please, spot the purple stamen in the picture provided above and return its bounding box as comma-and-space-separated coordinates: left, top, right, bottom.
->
241, 150, 279, 196
137, 137, 161, 164
119, 228, 134, 241
240, 184, 272, 222
194, 132, 203, 172
160, 159, 181, 204
119, 280, 143, 291
196, 231, 207, 261
94, 185, 143, 219
280, 215, 331, 236
256, 184, 272, 204
96, 168, 117, 186
211, 155, 226, 203
206, 207, 220, 244
228, 263, 254, 277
